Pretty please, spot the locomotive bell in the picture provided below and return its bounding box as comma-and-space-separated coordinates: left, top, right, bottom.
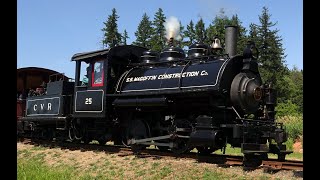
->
211, 37, 222, 50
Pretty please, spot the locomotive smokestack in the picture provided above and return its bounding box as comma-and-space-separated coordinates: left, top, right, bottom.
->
168, 37, 174, 47
225, 25, 238, 57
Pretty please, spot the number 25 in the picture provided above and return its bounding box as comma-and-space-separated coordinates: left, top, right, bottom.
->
85, 98, 92, 104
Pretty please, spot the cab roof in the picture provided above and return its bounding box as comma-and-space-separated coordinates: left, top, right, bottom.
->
71, 45, 148, 63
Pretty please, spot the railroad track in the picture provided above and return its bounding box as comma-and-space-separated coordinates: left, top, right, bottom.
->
18, 138, 303, 171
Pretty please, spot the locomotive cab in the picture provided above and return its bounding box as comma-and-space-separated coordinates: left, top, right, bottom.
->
71, 46, 148, 118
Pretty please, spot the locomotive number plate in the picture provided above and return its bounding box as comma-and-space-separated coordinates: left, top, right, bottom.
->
75, 90, 104, 112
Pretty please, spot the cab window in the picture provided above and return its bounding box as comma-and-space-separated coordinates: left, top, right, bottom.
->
92, 61, 104, 87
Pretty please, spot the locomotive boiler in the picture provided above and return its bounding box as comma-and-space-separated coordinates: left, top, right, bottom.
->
18, 25, 291, 165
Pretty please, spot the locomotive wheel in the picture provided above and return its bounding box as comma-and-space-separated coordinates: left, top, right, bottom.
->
157, 146, 169, 151
127, 119, 149, 153
156, 139, 170, 151
131, 144, 146, 153
98, 139, 107, 145
171, 138, 189, 154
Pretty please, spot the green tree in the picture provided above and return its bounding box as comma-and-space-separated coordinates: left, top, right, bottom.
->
283, 66, 303, 113
183, 20, 196, 46
101, 8, 121, 48
251, 7, 288, 103
205, 8, 231, 45
176, 21, 185, 48
206, 9, 228, 45
133, 13, 153, 48
249, 23, 259, 43
290, 67, 303, 112
121, 29, 129, 45
230, 15, 248, 55
205, 10, 248, 55
150, 8, 166, 51
195, 18, 206, 43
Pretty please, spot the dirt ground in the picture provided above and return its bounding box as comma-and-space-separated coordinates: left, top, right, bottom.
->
17, 142, 303, 180
293, 140, 303, 153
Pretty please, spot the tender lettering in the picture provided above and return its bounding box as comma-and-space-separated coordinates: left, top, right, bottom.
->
33, 103, 53, 111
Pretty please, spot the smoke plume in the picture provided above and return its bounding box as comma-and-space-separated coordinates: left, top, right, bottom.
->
164, 16, 181, 41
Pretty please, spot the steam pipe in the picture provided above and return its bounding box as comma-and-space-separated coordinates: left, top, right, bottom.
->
225, 25, 238, 57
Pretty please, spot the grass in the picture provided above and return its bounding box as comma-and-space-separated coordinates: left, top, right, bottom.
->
202, 168, 225, 180
277, 115, 303, 140
18, 143, 303, 180
194, 144, 302, 161
18, 157, 74, 180
215, 144, 242, 156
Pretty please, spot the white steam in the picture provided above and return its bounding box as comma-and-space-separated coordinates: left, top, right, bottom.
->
164, 16, 182, 41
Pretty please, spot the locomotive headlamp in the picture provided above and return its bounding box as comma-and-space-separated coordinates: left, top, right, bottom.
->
253, 87, 262, 101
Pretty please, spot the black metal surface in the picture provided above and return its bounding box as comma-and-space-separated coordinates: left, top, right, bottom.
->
241, 143, 269, 153
187, 43, 210, 58
230, 72, 262, 114
225, 26, 238, 57
21, 116, 67, 121
113, 97, 167, 107
159, 46, 185, 62
26, 95, 62, 116
189, 116, 225, 148
72, 49, 109, 61
46, 80, 74, 95
74, 90, 104, 112
117, 59, 227, 94
141, 50, 159, 64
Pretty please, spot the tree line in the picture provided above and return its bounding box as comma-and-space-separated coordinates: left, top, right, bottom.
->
101, 7, 303, 116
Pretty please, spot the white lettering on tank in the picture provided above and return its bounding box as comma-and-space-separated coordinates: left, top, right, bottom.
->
48, 103, 52, 110
41, 104, 44, 110
33, 104, 37, 111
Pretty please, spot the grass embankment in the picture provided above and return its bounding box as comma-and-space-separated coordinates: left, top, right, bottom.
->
18, 143, 302, 180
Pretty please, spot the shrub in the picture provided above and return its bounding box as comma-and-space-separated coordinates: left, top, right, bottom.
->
277, 115, 303, 140
276, 101, 300, 117
285, 138, 294, 151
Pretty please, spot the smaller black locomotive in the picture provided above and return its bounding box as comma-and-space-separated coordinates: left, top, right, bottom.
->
18, 25, 292, 166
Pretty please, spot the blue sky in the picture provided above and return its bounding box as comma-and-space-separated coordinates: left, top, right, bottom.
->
18, 0, 303, 78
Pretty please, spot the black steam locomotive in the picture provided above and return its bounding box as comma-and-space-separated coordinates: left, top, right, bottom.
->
18, 26, 291, 165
